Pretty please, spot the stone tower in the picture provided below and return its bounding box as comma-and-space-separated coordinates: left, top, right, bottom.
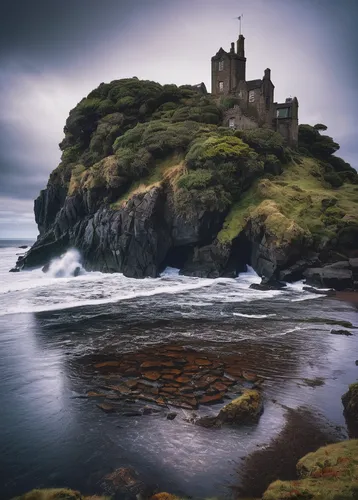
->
211, 32, 299, 146
211, 35, 246, 97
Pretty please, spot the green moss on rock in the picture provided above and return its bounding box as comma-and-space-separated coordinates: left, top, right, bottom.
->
218, 155, 358, 246
218, 389, 263, 424
11, 489, 110, 500
263, 440, 358, 499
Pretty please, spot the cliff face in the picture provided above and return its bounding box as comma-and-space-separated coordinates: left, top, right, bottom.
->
16, 79, 358, 287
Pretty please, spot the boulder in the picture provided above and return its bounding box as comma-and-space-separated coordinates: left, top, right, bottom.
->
331, 329, 353, 336
342, 383, 358, 437
217, 389, 263, 423
304, 264, 353, 290
196, 389, 263, 427
279, 255, 321, 282
250, 277, 286, 291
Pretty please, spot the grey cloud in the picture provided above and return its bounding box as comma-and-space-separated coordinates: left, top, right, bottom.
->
0, 0, 357, 238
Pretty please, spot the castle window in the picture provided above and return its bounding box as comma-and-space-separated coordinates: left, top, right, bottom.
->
276, 107, 289, 118
238, 91, 243, 99
229, 118, 236, 128
249, 90, 255, 103
219, 81, 224, 92
219, 60, 224, 71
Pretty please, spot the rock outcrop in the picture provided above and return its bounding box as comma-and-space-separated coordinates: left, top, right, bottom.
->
196, 389, 263, 427
303, 261, 357, 291
14, 78, 358, 287
342, 383, 358, 437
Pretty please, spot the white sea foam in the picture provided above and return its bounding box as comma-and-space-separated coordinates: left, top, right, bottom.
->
47, 249, 85, 278
0, 248, 319, 317
233, 313, 277, 319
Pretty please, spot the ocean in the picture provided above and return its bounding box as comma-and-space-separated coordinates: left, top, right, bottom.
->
0, 240, 357, 498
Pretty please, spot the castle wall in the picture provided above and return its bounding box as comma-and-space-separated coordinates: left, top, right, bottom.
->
274, 119, 298, 146
273, 98, 299, 146
223, 105, 259, 131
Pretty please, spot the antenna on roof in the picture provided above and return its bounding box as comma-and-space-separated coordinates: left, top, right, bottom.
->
234, 14, 244, 35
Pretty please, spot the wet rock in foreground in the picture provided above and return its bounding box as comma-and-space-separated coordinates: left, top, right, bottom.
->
85, 345, 263, 414
331, 329, 353, 336
342, 383, 358, 438
102, 466, 154, 499
196, 389, 263, 428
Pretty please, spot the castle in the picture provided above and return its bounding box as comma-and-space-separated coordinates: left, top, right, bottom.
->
211, 33, 299, 145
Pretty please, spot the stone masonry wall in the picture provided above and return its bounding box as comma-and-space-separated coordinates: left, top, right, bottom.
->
223, 105, 259, 130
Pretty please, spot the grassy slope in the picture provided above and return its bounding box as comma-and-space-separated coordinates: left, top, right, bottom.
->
218, 157, 358, 244
110, 154, 185, 209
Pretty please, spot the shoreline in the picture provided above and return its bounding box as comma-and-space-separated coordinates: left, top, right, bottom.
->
334, 290, 358, 306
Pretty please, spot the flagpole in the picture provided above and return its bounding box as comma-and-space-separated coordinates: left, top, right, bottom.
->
237, 14, 243, 36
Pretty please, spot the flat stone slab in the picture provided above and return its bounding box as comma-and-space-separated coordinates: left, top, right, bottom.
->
97, 403, 116, 413
88, 345, 261, 413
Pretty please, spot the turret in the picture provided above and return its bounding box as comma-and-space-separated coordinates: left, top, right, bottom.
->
264, 68, 271, 80
237, 34, 245, 58
234, 34, 246, 83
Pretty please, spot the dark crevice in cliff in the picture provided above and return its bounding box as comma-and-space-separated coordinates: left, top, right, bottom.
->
227, 233, 252, 276
162, 245, 194, 271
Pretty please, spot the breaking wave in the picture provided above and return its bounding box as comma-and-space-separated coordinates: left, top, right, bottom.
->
47, 249, 85, 278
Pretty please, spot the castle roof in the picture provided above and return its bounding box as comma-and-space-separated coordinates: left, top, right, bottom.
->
246, 79, 262, 90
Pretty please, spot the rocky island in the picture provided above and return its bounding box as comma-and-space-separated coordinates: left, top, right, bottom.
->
14, 77, 358, 290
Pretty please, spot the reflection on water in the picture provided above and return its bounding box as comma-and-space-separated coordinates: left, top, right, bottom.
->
0, 291, 357, 499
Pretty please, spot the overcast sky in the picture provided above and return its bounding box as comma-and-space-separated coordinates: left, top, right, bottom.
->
0, 0, 357, 238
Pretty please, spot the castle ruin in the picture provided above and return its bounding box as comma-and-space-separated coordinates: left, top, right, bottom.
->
211, 33, 299, 145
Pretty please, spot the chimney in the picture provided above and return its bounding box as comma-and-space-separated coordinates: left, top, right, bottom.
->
237, 35, 245, 58
264, 68, 271, 80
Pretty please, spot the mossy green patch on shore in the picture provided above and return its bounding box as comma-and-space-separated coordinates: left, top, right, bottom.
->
263, 440, 358, 499
11, 489, 111, 500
